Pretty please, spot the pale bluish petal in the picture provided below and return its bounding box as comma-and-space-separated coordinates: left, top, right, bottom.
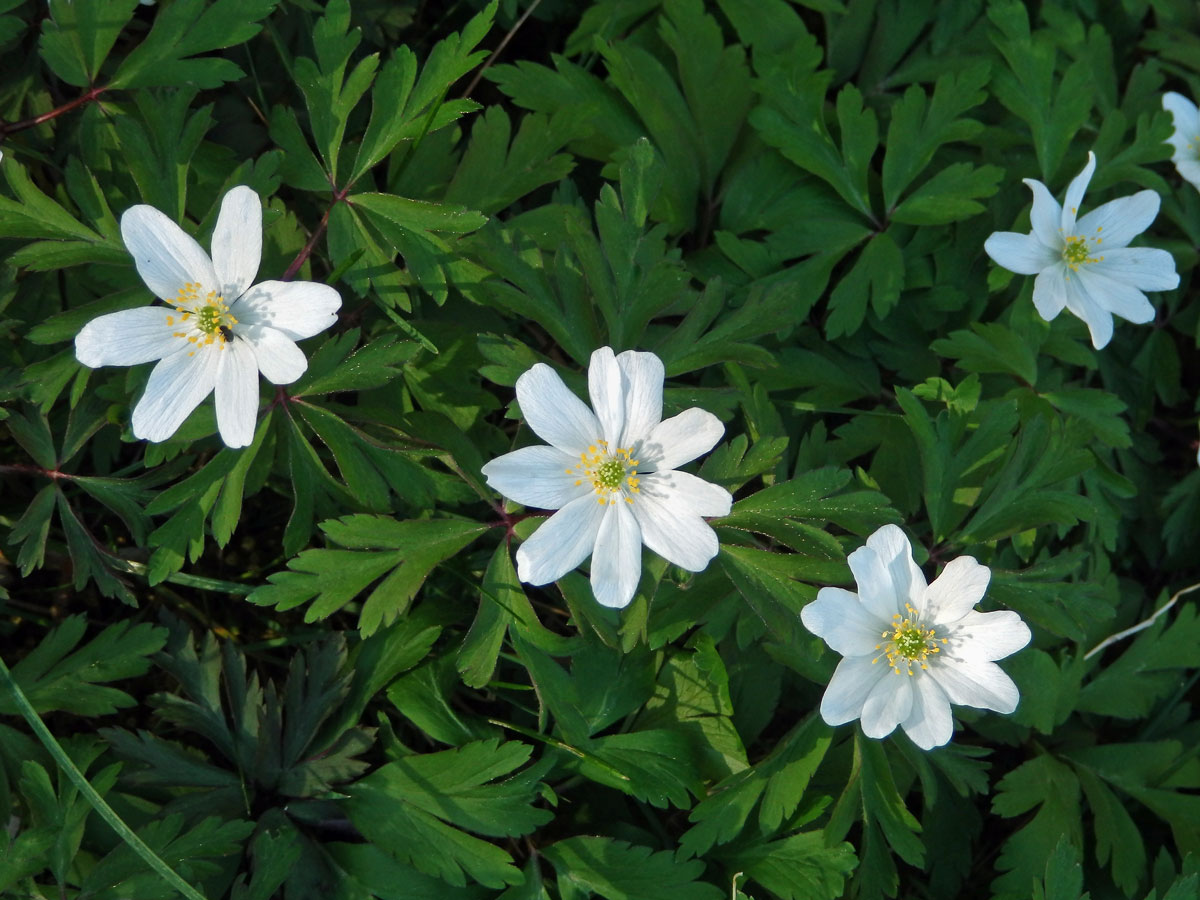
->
587, 346, 625, 448
945, 610, 1031, 662
230, 280, 341, 339
860, 670, 912, 739
211, 186, 262, 300
900, 675, 954, 750
590, 501, 643, 608
1060, 151, 1096, 235
629, 479, 720, 571
1087, 247, 1179, 292
637, 470, 731, 518
616, 350, 664, 446
984, 231, 1058, 275
1075, 267, 1155, 324
515, 494, 606, 585
820, 656, 888, 727
121, 204, 217, 300
637, 408, 724, 472
75, 307, 180, 367
801, 587, 889, 658
1022, 178, 1063, 249
481, 444, 591, 510
929, 658, 1020, 713
1031, 264, 1069, 321
515, 363, 601, 456
131, 346, 219, 442
1174, 159, 1200, 192
1073, 191, 1159, 250
214, 339, 259, 448
242, 325, 307, 384
1064, 269, 1114, 349
865, 524, 927, 613
847, 545, 901, 622
921, 555, 990, 625
1162, 92, 1200, 159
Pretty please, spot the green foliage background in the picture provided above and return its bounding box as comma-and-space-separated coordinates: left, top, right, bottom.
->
2, 0, 1200, 898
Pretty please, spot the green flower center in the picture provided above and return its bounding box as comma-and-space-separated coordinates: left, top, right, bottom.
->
567, 441, 641, 506
874, 604, 947, 676
1062, 236, 1091, 265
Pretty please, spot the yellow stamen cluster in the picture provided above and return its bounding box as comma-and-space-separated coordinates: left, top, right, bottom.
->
566, 439, 640, 505
167, 282, 237, 357
1061, 226, 1104, 274
873, 603, 948, 676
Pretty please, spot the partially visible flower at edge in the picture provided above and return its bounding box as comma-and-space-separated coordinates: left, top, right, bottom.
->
75, 186, 340, 448
1163, 91, 1200, 193
983, 150, 1178, 349
800, 524, 1031, 750
480, 347, 733, 609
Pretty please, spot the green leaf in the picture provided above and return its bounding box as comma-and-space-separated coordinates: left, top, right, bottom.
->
730, 832, 858, 900
40, 0, 137, 87
824, 231, 904, 339
931, 322, 1039, 385
890, 163, 1003, 225
345, 740, 550, 889
248, 515, 488, 635
544, 836, 724, 900
992, 755, 1083, 897
109, 0, 279, 89
2, 616, 166, 716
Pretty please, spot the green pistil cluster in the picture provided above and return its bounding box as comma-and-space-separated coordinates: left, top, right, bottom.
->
1062, 236, 1091, 265
197, 304, 223, 335
595, 459, 626, 491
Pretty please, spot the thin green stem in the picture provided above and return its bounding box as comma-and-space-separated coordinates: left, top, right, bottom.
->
0, 656, 208, 900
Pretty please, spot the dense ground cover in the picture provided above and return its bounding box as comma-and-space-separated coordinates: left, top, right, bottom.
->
2, 0, 1200, 898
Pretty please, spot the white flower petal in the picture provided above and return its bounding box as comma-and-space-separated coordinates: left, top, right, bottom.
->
847, 545, 901, 622
859, 524, 926, 615
1064, 269, 1114, 349
1031, 264, 1069, 321
75, 307, 180, 367
587, 347, 625, 448
243, 324, 307, 384
1022, 178, 1063, 249
1163, 92, 1200, 158
801, 587, 889, 657
945, 610, 1031, 662
211, 186, 262, 300
820, 656, 889, 727
230, 280, 341, 340
515, 363, 602, 455
214, 339, 259, 448
637, 408, 724, 472
1060, 151, 1096, 235
121, 204, 218, 300
616, 350, 664, 446
921, 555, 990, 625
515, 494, 606, 585
630, 479, 720, 571
481, 444, 591, 510
1174, 159, 1200, 192
130, 346, 219, 442
900, 674, 954, 750
1075, 267, 1155, 324
1087, 247, 1179, 293
638, 469, 731, 518
984, 231, 1058, 275
859, 671, 913, 739
590, 501, 643, 608
1073, 191, 1160, 250
929, 657, 1020, 714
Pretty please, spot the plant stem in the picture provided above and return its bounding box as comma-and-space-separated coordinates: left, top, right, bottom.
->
0, 655, 208, 900
0, 85, 109, 141
280, 185, 350, 282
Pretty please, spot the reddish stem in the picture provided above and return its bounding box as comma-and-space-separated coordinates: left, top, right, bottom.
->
0, 85, 109, 140
280, 185, 351, 282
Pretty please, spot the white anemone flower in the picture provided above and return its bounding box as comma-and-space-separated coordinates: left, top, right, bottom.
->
1163, 92, 1200, 193
75, 186, 340, 448
800, 525, 1031, 750
983, 151, 1178, 349
481, 347, 733, 609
